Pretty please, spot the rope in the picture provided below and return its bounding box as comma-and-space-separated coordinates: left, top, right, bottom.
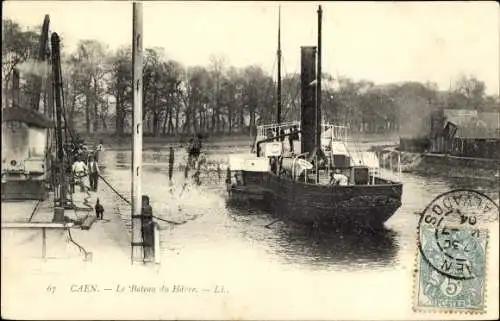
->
66, 227, 89, 257
153, 216, 186, 225
97, 173, 188, 225
98, 173, 131, 205
82, 186, 93, 211
28, 200, 42, 222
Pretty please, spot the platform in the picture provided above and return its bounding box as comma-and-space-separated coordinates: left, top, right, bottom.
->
1, 181, 130, 266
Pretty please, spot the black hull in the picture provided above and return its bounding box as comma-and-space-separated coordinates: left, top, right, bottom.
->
228, 171, 403, 228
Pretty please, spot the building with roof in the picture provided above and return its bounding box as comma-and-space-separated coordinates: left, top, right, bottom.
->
429, 109, 500, 159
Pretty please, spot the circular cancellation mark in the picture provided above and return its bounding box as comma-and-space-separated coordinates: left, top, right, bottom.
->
417, 189, 498, 280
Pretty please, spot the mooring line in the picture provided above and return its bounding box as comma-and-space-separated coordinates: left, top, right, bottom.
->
98, 173, 131, 205
152, 216, 187, 225
97, 173, 188, 225
265, 219, 281, 229
28, 200, 42, 222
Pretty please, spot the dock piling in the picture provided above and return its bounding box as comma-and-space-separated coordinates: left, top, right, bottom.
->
168, 147, 174, 182
398, 151, 401, 177
154, 222, 160, 264
41, 227, 47, 259
53, 207, 64, 223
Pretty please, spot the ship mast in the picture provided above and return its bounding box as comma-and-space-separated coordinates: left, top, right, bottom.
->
315, 5, 323, 183
276, 5, 282, 124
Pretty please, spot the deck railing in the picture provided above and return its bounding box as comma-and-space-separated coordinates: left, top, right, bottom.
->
254, 122, 350, 150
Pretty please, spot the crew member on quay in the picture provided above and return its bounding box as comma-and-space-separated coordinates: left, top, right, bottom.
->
87, 154, 100, 192
72, 157, 88, 192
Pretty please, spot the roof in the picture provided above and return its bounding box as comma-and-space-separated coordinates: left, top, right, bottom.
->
443, 109, 499, 139
443, 109, 478, 127
1, 107, 53, 128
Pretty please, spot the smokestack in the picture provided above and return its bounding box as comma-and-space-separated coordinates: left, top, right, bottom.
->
12, 68, 20, 107
300, 46, 317, 155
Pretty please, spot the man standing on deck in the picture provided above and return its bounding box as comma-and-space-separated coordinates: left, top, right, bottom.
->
289, 126, 299, 153
87, 155, 100, 192
279, 128, 285, 142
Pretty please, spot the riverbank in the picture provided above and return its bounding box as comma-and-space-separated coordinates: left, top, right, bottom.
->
78, 132, 399, 151
80, 133, 254, 151
378, 149, 500, 182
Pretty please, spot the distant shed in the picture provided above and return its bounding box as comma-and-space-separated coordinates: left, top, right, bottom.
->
430, 109, 500, 159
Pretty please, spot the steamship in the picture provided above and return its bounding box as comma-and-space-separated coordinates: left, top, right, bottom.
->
226, 6, 403, 228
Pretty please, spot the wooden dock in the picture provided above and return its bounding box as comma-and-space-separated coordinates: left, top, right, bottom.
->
1, 181, 130, 265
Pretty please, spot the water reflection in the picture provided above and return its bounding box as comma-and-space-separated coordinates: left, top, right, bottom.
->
102, 148, 497, 274
225, 204, 399, 270
114, 152, 128, 165
268, 222, 399, 270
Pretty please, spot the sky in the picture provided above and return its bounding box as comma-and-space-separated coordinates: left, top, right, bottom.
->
3, 1, 499, 95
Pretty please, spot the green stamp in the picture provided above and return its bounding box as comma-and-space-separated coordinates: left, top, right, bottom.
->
414, 189, 498, 313
416, 227, 487, 311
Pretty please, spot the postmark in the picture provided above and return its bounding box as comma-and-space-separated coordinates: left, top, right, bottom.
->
414, 189, 498, 313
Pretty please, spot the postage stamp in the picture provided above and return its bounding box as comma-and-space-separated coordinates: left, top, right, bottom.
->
414, 189, 499, 313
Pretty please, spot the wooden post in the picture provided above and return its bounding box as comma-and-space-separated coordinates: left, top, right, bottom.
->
398, 151, 401, 177
131, 2, 144, 263
154, 222, 160, 264
42, 228, 47, 259
168, 147, 174, 183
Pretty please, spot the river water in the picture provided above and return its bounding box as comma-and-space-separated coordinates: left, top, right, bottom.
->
91, 144, 499, 319
3, 143, 498, 320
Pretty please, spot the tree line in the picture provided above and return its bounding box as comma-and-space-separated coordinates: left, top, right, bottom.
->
3, 18, 499, 138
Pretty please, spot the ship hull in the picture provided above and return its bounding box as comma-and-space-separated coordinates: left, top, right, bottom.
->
228, 171, 403, 228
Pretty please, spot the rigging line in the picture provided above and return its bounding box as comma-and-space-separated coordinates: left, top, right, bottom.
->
279, 56, 291, 119
281, 59, 295, 111
284, 73, 299, 119
285, 69, 297, 113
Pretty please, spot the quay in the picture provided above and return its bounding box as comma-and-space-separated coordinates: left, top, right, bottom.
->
1, 180, 130, 267
2, 2, 154, 271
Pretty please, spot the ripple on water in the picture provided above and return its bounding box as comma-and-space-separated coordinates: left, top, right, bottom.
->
99, 148, 498, 275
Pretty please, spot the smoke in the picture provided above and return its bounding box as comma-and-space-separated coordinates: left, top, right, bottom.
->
15, 59, 50, 78
397, 97, 433, 138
